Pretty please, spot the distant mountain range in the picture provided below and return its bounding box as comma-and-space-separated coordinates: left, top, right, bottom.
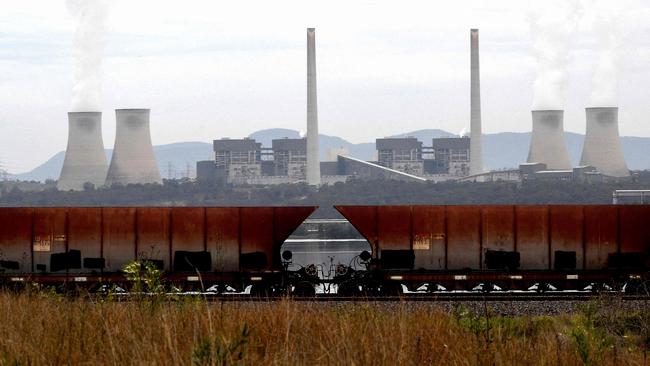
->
9, 128, 650, 182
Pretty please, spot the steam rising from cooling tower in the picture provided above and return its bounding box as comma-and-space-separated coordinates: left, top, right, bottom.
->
67, 0, 110, 112
105, 109, 162, 186
306, 28, 321, 186
57, 112, 108, 191
580, 107, 629, 177
527, 110, 572, 170
469, 29, 483, 175
589, 2, 625, 107
58, 1, 110, 191
528, 0, 581, 110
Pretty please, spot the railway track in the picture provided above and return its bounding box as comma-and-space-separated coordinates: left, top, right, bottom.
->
105, 292, 650, 302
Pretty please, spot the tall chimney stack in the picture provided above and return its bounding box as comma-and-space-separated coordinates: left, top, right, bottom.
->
469, 29, 483, 175
57, 112, 108, 191
306, 28, 321, 185
580, 107, 629, 177
527, 110, 572, 170
105, 109, 162, 186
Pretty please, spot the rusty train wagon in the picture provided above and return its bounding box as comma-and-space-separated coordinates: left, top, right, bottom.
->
335, 205, 650, 293
0, 206, 315, 292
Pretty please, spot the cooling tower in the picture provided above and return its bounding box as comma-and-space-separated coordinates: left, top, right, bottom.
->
57, 112, 108, 191
580, 107, 629, 177
527, 110, 572, 170
469, 29, 483, 175
105, 109, 162, 186
306, 27, 321, 186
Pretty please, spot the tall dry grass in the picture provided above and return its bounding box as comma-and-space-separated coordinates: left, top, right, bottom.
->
0, 292, 647, 365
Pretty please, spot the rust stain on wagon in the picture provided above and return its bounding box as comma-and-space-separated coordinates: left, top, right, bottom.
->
0, 206, 316, 274
336, 204, 650, 271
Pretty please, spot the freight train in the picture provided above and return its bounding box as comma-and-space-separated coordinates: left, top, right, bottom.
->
0, 205, 648, 295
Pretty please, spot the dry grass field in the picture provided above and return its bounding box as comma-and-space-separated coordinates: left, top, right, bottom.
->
0, 292, 648, 365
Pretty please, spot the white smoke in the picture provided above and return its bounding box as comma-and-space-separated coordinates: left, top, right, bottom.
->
67, 0, 111, 112
459, 127, 469, 137
588, 2, 625, 107
528, 0, 582, 110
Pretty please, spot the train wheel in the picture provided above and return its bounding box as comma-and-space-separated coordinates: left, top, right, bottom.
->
337, 281, 361, 297
249, 284, 271, 298
382, 282, 403, 296
292, 281, 316, 297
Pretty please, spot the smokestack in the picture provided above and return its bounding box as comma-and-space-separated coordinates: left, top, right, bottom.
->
306, 27, 321, 185
527, 110, 572, 170
57, 112, 108, 191
469, 29, 483, 175
105, 109, 161, 186
580, 107, 629, 177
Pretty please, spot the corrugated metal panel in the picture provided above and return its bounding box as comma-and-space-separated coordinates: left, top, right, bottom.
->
619, 205, 650, 254
102, 208, 136, 272
136, 208, 171, 270
33, 208, 67, 272
206, 207, 240, 272
67, 208, 102, 273
446, 206, 481, 269
171, 207, 206, 269
0, 208, 32, 273
584, 205, 618, 269
412, 206, 446, 270
550, 206, 584, 269
377, 206, 411, 251
240, 207, 274, 270
515, 206, 549, 269
482, 206, 515, 253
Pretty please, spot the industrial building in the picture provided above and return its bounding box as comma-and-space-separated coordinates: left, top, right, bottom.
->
199, 137, 317, 185
196, 135, 473, 185
376, 138, 423, 176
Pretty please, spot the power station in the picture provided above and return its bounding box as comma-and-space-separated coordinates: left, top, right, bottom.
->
57, 112, 108, 191
105, 109, 162, 186
53, 28, 633, 189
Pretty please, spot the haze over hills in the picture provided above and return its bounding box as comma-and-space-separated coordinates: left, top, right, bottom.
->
9, 128, 650, 182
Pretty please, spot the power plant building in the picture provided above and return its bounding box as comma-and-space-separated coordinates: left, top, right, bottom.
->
376, 138, 424, 176
57, 112, 108, 191
213, 138, 262, 184
430, 137, 471, 177
273, 138, 307, 179
197, 135, 474, 185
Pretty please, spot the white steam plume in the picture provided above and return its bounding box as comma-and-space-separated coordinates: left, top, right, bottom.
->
67, 0, 111, 112
528, 0, 582, 110
589, 2, 625, 107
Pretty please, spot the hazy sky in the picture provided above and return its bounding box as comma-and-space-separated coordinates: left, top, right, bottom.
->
1, 0, 649, 173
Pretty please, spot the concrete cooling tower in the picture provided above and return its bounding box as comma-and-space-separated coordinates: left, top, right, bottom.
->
105, 109, 162, 186
580, 107, 629, 177
57, 112, 108, 191
527, 110, 572, 170
306, 27, 321, 186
